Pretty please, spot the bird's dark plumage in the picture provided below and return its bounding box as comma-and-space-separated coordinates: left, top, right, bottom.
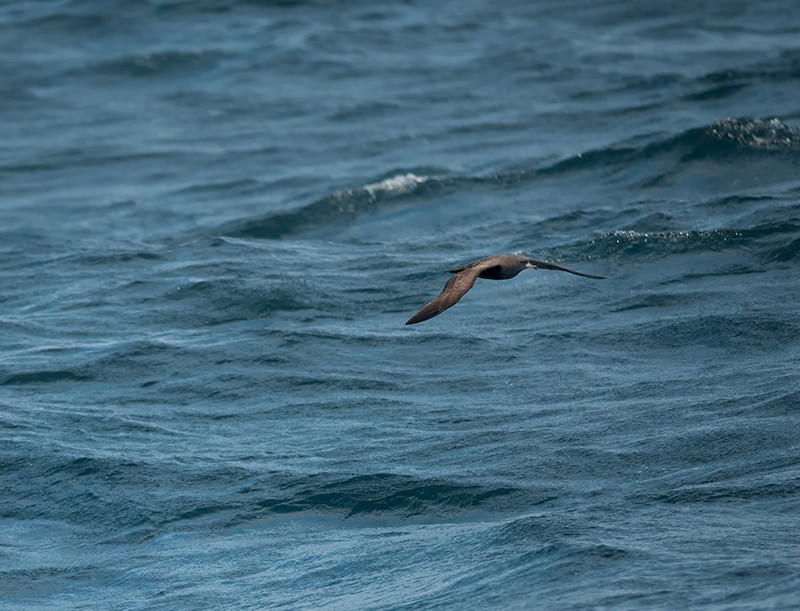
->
406, 254, 605, 325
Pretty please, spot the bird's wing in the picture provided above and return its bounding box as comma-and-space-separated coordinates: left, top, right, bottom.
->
526, 258, 606, 279
448, 255, 505, 274
406, 259, 498, 325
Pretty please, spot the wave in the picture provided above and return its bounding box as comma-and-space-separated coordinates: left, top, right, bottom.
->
159, 472, 536, 532
162, 276, 315, 326
2, 450, 533, 540
220, 118, 800, 241
0, 370, 91, 386
584, 221, 800, 261
539, 118, 800, 178
648, 480, 799, 505
680, 117, 800, 155
225, 171, 459, 239
224, 473, 524, 525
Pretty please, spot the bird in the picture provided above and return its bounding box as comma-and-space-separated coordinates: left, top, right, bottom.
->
406, 254, 605, 325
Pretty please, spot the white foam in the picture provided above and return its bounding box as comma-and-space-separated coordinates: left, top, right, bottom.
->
363, 173, 428, 196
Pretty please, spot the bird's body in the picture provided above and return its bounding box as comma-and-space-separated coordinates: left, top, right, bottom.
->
406, 254, 605, 325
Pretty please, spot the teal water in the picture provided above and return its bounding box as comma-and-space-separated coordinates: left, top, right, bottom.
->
1, 1, 800, 608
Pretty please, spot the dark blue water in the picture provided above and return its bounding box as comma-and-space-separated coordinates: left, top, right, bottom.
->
2, 1, 800, 608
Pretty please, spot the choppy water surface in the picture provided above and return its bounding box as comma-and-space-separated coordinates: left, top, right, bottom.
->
2, 1, 799, 608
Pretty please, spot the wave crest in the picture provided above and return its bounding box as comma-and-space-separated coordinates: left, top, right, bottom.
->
226, 172, 442, 239
220, 118, 800, 241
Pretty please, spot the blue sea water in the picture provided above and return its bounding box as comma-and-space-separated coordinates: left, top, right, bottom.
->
2, 0, 800, 608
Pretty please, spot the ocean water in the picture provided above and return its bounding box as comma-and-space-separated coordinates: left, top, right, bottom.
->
2, 0, 800, 608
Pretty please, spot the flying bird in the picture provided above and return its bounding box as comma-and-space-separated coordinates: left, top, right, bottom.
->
406, 254, 605, 325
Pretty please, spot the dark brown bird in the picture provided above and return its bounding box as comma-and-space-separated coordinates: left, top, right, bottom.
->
406, 254, 605, 325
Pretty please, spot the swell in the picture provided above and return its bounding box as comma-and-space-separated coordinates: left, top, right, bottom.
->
223, 472, 525, 525
537, 117, 800, 179
1, 448, 535, 542
584, 221, 800, 262
225, 171, 462, 240
220, 118, 800, 240
0, 370, 92, 386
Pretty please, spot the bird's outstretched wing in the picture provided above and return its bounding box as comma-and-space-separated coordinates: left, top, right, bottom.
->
406, 258, 498, 325
526, 258, 606, 279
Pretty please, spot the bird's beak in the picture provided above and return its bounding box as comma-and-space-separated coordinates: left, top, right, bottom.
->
525, 261, 538, 269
